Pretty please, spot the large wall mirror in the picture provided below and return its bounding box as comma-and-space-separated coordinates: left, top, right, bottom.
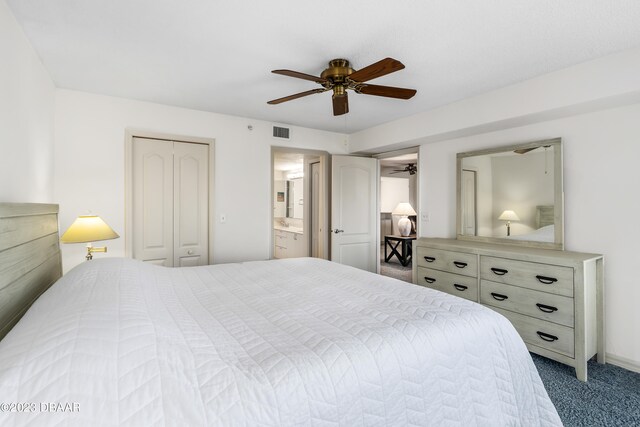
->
456, 138, 564, 250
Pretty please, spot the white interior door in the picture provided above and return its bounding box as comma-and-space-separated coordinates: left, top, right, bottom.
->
173, 142, 209, 267
311, 161, 320, 258
132, 137, 174, 266
132, 137, 209, 267
331, 155, 378, 272
462, 169, 477, 236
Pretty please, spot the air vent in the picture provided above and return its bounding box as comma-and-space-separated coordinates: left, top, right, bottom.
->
272, 126, 290, 139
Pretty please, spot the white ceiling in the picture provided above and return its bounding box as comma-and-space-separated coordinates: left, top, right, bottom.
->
8, 0, 640, 133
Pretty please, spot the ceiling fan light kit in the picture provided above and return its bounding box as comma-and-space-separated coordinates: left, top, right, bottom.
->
268, 58, 417, 116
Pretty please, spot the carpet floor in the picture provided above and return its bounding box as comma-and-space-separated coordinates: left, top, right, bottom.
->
379, 244, 412, 282
532, 354, 640, 426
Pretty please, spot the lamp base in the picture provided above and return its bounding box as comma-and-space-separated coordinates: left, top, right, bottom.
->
398, 216, 412, 237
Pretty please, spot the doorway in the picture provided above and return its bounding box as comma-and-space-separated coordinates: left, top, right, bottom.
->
271, 148, 330, 260
461, 168, 477, 236
377, 149, 418, 282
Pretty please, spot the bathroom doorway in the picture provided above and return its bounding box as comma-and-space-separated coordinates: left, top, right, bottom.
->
271, 148, 330, 260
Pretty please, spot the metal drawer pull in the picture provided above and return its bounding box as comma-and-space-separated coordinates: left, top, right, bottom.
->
536, 303, 558, 313
453, 261, 468, 268
536, 275, 558, 284
423, 256, 436, 262
490, 292, 509, 301
423, 276, 436, 284
490, 267, 508, 276
453, 284, 468, 291
536, 331, 559, 342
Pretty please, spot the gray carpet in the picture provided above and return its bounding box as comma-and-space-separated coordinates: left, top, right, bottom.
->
379, 244, 412, 282
532, 354, 640, 426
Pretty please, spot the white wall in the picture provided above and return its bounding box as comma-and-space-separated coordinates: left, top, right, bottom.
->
350, 47, 640, 154
0, 0, 55, 202
380, 177, 409, 213
54, 90, 348, 272
491, 151, 554, 235
420, 103, 640, 367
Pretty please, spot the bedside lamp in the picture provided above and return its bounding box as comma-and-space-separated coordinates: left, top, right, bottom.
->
392, 202, 417, 237
61, 215, 120, 261
498, 210, 520, 236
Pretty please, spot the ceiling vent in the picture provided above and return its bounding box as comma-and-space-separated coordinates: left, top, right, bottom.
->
272, 125, 291, 140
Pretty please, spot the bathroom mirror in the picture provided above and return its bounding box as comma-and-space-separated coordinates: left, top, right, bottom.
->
456, 138, 563, 250
285, 178, 304, 219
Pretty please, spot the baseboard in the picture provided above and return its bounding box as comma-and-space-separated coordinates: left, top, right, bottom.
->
606, 353, 640, 373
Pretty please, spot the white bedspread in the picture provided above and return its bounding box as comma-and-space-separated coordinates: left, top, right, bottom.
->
0, 258, 561, 426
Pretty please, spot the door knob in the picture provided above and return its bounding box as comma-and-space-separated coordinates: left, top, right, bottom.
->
187, 250, 194, 255
332, 229, 344, 234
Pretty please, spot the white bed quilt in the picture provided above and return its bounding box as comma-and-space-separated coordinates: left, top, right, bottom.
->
0, 258, 561, 426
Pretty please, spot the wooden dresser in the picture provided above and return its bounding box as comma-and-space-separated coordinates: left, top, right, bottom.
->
412, 238, 604, 381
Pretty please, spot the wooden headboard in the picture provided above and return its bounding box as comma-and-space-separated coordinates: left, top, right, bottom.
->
0, 203, 62, 340
536, 205, 555, 229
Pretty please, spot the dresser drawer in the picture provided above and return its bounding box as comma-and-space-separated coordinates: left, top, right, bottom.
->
417, 267, 478, 301
480, 280, 574, 327
480, 256, 573, 297
491, 306, 575, 358
416, 247, 477, 277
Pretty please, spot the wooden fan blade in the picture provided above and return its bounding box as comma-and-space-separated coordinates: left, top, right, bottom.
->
348, 58, 405, 83
332, 93, 349, 116
267, 88, 326, 105
357, 84, 417, 99
272, 69, 328, 84
514, 147, 537, 154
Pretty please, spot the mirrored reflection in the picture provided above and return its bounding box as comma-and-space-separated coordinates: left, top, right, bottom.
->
458, 140, 561, 245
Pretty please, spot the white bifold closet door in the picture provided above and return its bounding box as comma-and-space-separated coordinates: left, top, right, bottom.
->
132, 137, 209, 267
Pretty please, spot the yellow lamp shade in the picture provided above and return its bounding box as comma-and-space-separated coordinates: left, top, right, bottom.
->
60, 215, 119, 243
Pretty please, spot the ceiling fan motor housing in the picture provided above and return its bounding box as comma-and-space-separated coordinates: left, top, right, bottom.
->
320, 59, 354, 84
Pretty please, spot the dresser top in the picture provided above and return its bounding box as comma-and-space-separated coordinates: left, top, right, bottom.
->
415, 238, 603, 264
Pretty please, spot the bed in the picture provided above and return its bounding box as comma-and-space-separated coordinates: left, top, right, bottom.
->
0, 203, 561, 426
506, 206, 556, 243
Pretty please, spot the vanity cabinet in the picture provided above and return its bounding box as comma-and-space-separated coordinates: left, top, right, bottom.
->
274, 229, 306, 259
413, 238, 605, 381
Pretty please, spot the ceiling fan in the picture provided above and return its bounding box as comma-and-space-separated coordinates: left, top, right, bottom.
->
267, 58, 417, 116
389, 163, 417, 175
514, 145, 551, 154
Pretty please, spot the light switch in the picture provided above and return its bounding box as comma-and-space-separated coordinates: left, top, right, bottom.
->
220, 214, 226, 223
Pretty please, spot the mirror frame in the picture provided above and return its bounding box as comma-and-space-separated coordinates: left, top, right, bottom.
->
456, 137, 564, 250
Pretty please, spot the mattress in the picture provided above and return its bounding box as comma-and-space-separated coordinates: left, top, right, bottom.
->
0, 257, 561, 426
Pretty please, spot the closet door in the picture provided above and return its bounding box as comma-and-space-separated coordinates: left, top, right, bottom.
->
132, 137, 209, 267
173, 142, 209, 267
132, 137, 174, 266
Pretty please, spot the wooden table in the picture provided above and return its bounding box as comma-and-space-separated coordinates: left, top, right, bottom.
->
384, 235, 416, 266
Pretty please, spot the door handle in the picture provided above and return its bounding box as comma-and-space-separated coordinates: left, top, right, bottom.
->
187, 250, 194, 255
332, 229, 344, 234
